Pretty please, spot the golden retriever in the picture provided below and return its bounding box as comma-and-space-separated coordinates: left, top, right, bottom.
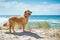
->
3, 10, 32, 32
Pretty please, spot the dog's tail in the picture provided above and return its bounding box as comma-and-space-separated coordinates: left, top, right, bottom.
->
3, 22, 9, 27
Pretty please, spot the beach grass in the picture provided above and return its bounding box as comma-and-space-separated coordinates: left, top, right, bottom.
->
0, 27, 2, 30
26, 21, 51, 30
2, 21, 51, 30
0, 21, 60, 40
2, 21, 60, 32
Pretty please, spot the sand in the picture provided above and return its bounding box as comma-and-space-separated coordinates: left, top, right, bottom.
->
0, 28, 60, 40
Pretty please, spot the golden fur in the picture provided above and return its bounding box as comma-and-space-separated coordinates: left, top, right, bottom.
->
3, 10, 32, 32
3, 23, 7, 27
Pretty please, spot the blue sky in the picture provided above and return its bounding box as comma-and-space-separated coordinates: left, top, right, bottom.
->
0, 0, 60, 15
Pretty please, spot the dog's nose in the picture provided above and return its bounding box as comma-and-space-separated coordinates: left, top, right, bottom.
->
31, 12, 32, 13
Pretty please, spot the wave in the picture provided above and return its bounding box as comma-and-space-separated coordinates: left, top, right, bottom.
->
49, 20, 60, 23
0, 18, 9, 27
0, 18, 60, 27
29, 20, 49, 22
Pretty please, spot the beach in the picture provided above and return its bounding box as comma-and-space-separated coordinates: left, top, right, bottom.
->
0, 28, 60, 40
0, 0, 60, 40
0, 15, 60, 40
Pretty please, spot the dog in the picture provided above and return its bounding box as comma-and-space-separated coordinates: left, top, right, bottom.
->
3, 10, 32, 32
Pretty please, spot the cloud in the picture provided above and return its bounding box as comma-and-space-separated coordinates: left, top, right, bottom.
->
0, 1, 60, 15
0, 2, 31, 15
31, 4, 60, 15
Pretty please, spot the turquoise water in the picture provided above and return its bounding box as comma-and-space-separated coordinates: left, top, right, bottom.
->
0, 15, 60, 20
0, 15, 60, 28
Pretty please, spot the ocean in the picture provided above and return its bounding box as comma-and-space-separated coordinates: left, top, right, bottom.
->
0, 15, 60, 20
0, 15, 60, 28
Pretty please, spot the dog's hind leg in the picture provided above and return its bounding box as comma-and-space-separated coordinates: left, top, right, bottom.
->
12, 26, 15, 33
9, 20, 14, 33
9, 23, 15, 33
9, 25, 12, 33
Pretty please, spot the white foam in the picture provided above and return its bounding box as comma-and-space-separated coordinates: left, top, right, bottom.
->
29, 19, 60, 24
29, 20, 49, 22
48, 20, 60, 23
0, 18, 9, 27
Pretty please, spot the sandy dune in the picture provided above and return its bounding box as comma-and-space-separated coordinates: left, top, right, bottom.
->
0, 28, 60, 40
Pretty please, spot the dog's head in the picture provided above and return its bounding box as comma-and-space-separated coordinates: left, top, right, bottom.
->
24, 10, 32, 17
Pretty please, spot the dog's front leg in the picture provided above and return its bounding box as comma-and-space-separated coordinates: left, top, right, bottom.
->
23, 25, 25, 32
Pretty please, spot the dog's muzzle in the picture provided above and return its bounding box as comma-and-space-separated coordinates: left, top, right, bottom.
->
29, 12, 32, 15
31, 12, 32, 13
29, 13, 31, 15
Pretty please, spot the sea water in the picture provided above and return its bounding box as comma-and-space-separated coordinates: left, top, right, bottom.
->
0, 15, 60, 28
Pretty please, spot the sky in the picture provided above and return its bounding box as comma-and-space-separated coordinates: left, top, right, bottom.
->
0, 0, 60, 15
